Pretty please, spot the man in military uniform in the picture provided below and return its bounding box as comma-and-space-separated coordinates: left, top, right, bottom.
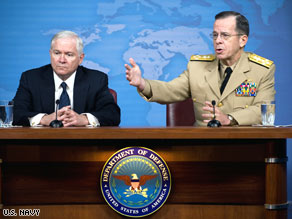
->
124, 11, 275, 126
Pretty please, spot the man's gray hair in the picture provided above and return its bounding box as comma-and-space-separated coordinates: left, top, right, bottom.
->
50, 30, 84, 55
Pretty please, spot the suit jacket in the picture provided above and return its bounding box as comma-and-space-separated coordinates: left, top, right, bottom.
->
13, 64, 120, 126
139, 52, 275, 126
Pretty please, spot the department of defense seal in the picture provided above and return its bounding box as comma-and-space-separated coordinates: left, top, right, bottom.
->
101, 147, 171, 217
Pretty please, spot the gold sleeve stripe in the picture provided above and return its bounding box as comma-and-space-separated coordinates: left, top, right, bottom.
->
190, 54, 215, 61
248, 53, 273, 68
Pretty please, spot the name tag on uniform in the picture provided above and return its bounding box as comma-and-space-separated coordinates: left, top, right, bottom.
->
236, 82, 257, 97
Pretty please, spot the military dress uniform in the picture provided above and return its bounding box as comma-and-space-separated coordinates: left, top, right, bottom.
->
139, 52, 275, 126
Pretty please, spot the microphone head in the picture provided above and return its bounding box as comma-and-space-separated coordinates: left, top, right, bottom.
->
56, 99, 60, 104
211, 100, 216, 106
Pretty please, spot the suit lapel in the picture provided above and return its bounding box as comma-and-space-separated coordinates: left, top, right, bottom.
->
220, 52, 249, 101
40, 65, 55, 113
205, 59, 220, 99
73, 66, 88, 113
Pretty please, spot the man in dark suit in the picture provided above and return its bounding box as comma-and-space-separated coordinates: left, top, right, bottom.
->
13, 30, 120, 127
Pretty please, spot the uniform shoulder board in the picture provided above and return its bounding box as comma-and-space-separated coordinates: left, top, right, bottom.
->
190, 54, 215, 61
248, 53, 273, 68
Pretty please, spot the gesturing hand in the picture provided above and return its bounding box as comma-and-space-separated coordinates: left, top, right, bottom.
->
125, 58, 145, 91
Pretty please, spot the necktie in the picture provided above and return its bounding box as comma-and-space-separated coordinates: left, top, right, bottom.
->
59, 82, 70, 109
220, 67, 232, 94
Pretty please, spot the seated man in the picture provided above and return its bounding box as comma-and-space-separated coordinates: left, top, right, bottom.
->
13, 30, 120, 127
125, 11, 275, 126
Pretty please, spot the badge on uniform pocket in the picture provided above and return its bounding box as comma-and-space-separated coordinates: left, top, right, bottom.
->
236, 82, 257, 97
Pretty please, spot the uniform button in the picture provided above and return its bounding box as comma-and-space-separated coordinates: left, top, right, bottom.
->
193, 98, 196, 102
245, 105, 249, 108
218, 102, 223, 107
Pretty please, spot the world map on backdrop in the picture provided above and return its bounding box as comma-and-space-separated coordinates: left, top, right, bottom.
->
0, 0, 286, 126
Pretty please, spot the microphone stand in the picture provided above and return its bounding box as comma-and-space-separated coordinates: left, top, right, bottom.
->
207, 100, 222, 127
49, 100, 63, 128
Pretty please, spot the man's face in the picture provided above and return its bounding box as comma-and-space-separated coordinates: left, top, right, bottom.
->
213, 16, 247, 66
50, 37, 84, 80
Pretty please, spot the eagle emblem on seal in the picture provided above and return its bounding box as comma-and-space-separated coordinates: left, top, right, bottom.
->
113, 173, 157, 194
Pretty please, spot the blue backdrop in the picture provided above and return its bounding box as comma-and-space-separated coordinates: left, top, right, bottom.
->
0, 0, 291, 210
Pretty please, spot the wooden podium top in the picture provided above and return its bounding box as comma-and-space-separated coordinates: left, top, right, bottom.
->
0, 126, 291, 139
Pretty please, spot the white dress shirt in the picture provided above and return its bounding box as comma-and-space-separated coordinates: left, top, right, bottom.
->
29, 71, 100, 127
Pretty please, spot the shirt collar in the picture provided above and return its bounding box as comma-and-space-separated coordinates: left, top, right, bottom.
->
219, 58, 240, 78
53, 71, 77, 91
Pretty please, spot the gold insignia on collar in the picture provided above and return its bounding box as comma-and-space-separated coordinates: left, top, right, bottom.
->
190, 54, 215, 61
248, 53, 273, 68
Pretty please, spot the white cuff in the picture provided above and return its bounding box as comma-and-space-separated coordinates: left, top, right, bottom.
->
29, 113, 47, 126
83, 113, 100, 127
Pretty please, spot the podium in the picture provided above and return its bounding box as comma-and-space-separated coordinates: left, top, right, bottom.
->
0, 127, 291, 219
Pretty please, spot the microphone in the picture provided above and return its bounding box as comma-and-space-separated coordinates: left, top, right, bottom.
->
49, 99, 64, 128
207, 100, 222, 127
